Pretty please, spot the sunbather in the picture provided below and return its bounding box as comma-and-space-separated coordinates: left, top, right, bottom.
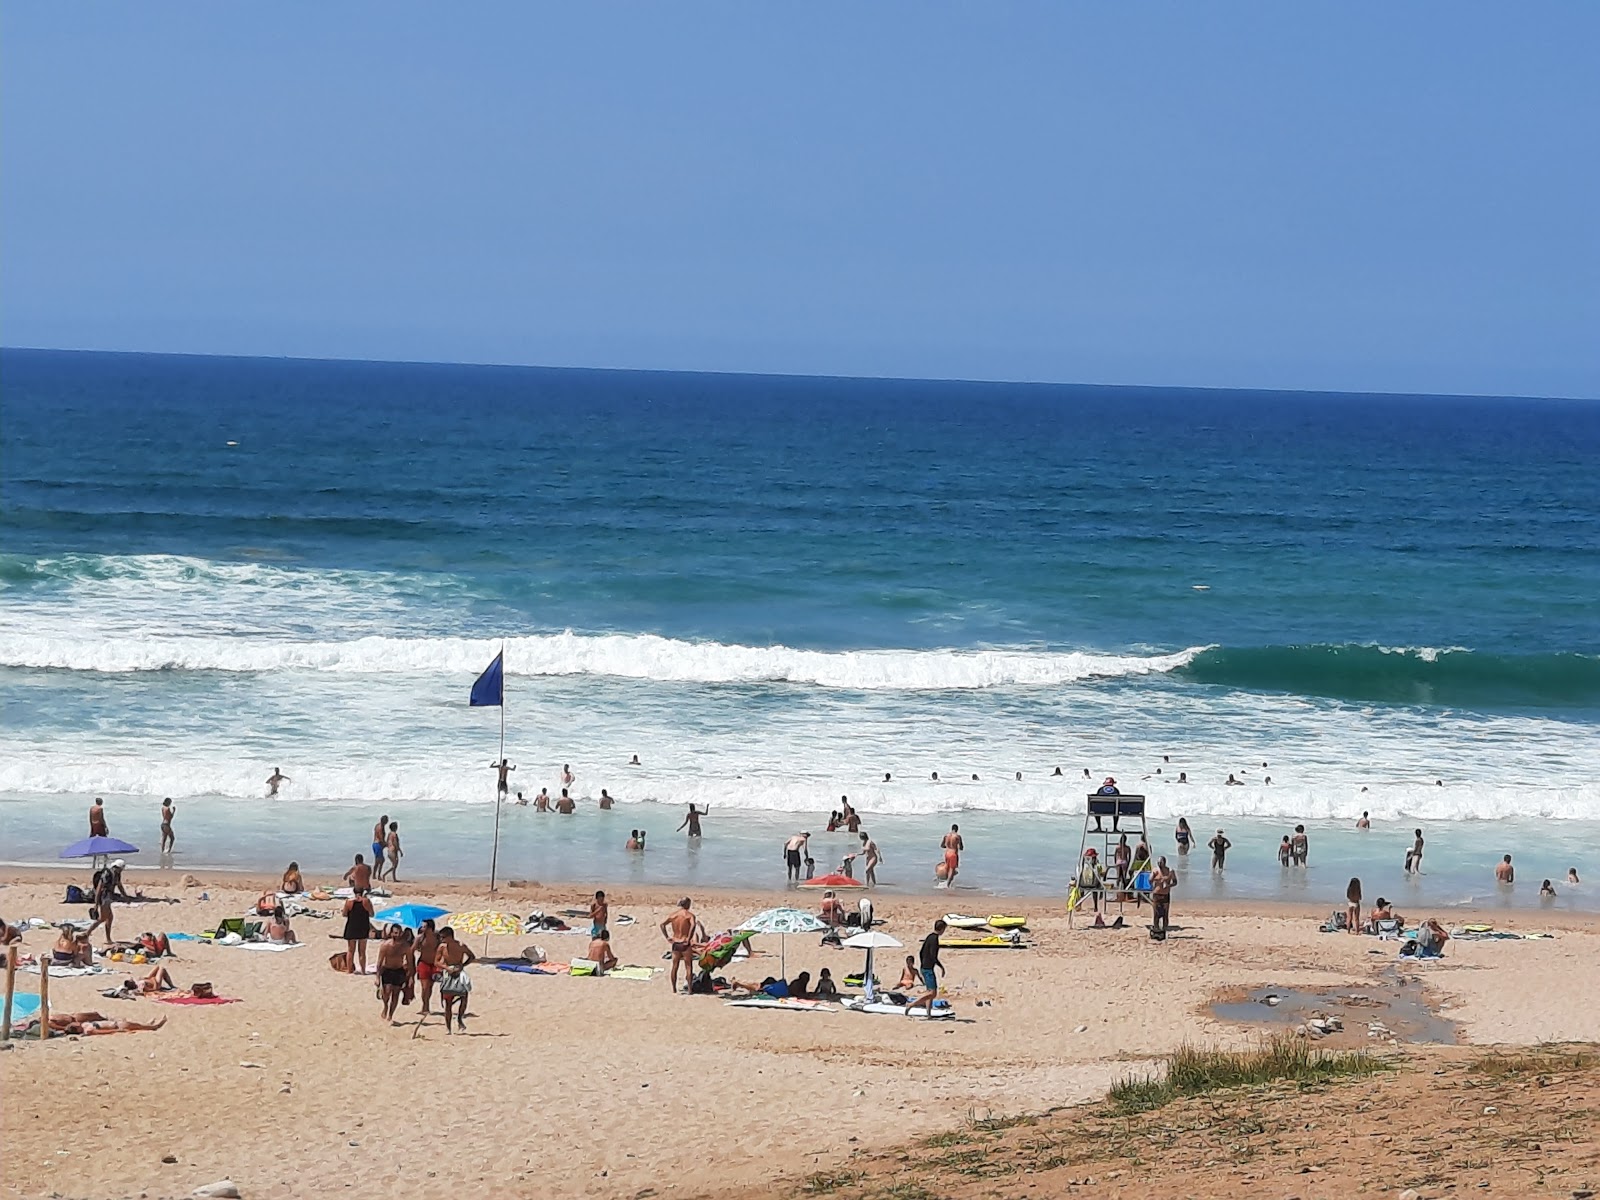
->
38, 1011, 168, 1036
141, 965, 178, 993
896, 954, 918, 991
281, 862, 304, 893
53, 927, 93, 967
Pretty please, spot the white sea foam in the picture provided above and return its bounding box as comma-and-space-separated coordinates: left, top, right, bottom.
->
0, 630, 1207, 690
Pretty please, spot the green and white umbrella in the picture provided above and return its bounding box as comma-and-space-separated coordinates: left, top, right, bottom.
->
738, 907, 829, 975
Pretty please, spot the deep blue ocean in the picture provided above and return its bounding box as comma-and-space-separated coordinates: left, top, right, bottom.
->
3, 349, 1597, 908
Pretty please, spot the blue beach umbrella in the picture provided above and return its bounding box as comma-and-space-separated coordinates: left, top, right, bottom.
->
59, 836, 140, 875
373, 903, 450, 929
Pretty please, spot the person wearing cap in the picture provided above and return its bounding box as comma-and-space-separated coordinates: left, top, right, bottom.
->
1096, 777, 1120, 796
1074, 848, 1107, 914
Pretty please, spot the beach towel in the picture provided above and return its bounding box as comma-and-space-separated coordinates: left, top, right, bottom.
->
21, 964, 110, 977
233, 941, 301, 952
607, 966, 655, 981
8, 993, 42, 1027
157, 995, 240, 1006
723, 997, 834, 1012
166, 932, 198, 942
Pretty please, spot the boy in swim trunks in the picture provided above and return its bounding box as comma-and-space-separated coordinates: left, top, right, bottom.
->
589, 891, 609, 937
940, 825, 963, 886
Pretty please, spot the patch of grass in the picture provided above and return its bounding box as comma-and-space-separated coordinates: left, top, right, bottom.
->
1468, 1048, 1594, 1078
802, 1169, 862, 1194
1109, 1036, 1387, 1114
966, 1108, 1038, 1133
872, 1183, 937, 1200
918, 1130, 966, 1148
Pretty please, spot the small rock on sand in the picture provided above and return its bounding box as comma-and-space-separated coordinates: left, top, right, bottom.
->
192, 1182, 241, 1199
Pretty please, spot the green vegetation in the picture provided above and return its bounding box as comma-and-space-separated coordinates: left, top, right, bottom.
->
801, 1168, 862, 1194
1109, 1036, 1387, 1114
1467, 1047, 1593, 1078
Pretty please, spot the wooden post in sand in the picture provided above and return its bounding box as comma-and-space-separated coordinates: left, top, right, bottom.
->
2, 943, 15, 1042
38, 957, 50, 1041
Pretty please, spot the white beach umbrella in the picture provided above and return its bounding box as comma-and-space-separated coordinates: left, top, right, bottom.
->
739, 907, 830, 975
841, 930, 902, 1002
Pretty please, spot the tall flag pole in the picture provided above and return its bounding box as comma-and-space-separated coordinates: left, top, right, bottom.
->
470, 645, 507, 891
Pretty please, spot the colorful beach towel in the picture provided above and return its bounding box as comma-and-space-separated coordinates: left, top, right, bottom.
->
157, 995, 240, 1006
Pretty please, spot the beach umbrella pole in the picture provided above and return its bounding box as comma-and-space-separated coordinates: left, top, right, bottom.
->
864, 947, 875, 1003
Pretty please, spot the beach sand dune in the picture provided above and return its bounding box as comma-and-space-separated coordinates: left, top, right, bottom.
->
1, 871, 1595, 1199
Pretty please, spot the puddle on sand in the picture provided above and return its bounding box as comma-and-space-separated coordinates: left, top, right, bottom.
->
1210, 968, 1459, 1045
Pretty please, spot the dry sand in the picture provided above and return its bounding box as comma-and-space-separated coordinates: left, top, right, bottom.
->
1, 867, 1596, 1200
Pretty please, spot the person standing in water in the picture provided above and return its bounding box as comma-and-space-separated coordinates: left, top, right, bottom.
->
939, 824, 964, 886
1291, 825, 1309, 866
159, 798, 175, 853
266, 768, 290, 797
1174, 817, 1193, 855
1209, 829, 1231, 871
677, 804, 707, 838
562, 764, 576, 786
1356, 811, 1371, 829
372, 816, 389, 872
860, 831, 882, 886
489, 758, 516, 797
784, 832, 810, 882
384, 821, 403, 881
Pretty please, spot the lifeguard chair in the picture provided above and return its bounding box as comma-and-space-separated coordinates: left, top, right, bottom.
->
1067, 792, 1150, 927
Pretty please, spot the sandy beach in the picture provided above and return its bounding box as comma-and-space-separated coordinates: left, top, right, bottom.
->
2, 866, 1596, 1200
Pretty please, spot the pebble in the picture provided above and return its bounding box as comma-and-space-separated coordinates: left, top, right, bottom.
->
161, 1155, 177, 1164
1399, 1190, 1420, 1200
192, 1183, 240, 1199
1483, 1105, 1498, 1115
1075, 1024, 1088, 1033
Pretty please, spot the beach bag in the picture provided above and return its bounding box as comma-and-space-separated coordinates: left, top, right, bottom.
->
439, 967, 472, 994
521, 945, 547, 964
190, 982, 214, 999
64, 885, 88, 904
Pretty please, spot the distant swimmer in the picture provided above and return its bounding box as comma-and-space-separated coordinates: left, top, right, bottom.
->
626, 829, 641, 850
556, 788, 575, 814
1208, 829, 1231, 871
514, 791, 528, 807
1174, 817, 1193, 855
562, 764, 576, 786
859, 831, 882, 886
599, 789, 615, 810
970, 774, 980, 781
266, 769, 290, 797
1015, 771, 1023, 781
1435, 779, 1443, 786
931, 772, 940, 782
784, 832, 811, 882
1052, 766, 1063, 777
535, 788, 551, 812
1225, 774, 1242, 786
1177, 772, 1188, 783
883, 773, 892, 783
373, 816, 389, 869
89, 797, 108, 837
845, 802, 861, 834
677, 803, 707, 838
489, 758, 516, 796
1569, 868, 1582, 884
629, 754, 641, 766
1083, 768, 1091, 779
938, 824, 964, 887
1539, 879, 1557, 898
1495, 854, 1515, 884
1356, 811, 1371, 829
160, 798, 175, 853
1264, 776, 1272, 784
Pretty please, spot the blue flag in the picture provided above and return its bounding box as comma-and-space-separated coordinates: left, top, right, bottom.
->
470, 651, 504, 707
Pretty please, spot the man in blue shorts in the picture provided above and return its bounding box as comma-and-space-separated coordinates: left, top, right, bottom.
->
908, 919, 946, 1018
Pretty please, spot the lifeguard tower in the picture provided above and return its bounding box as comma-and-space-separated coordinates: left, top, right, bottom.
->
1068, 792, 1150, 927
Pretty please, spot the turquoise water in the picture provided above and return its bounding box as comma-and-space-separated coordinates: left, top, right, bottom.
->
2, 349, 1597, 908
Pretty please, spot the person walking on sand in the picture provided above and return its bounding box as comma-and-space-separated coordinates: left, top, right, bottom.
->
1150, 857, 1177, 937
489, 757, 516, 797
266, 768, 290, 797
377, 925, 411, 1024
660, 897, 702, 994
89, 797, 108, 837
384, 821, 403, 881
372, 816, 389, 872
908, 920, 947, 1018
435, 926, 476, 1033
784, 832, 810, 882
860, 831, 882, 886
414, 919, 440, 1017
677, 804, 708, 838
159, 798, 175, 853
1208, 829, 1231, 871
341, 887, 375, 975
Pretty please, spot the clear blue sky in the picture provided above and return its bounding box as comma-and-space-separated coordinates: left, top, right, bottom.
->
4, 5, 1596, 397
